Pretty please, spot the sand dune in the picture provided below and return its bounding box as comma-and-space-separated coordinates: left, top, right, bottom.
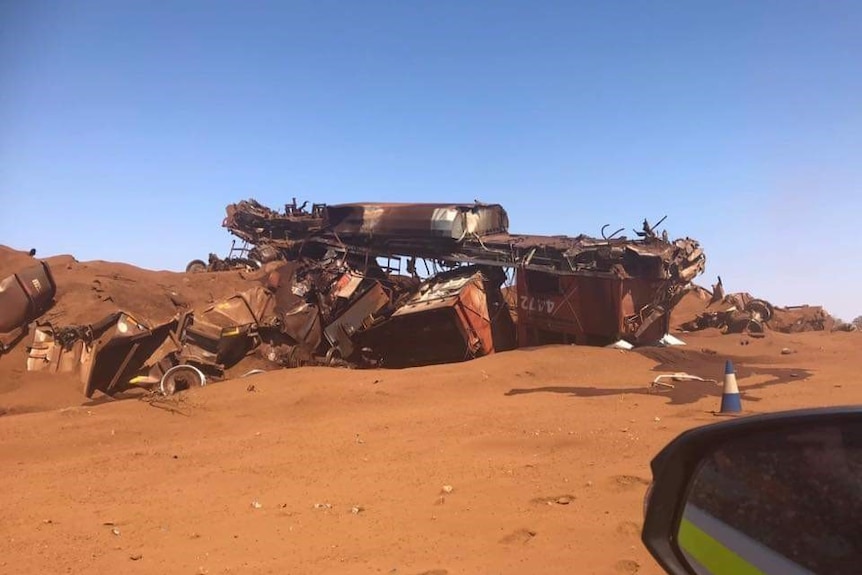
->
0, 246, 859, 574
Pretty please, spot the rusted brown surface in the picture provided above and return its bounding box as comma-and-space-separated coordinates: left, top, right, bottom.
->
26, 200, 707, 397
326, 202, 509, 242
360, 266, 516, 367
515, 272, 674, 346
0, 261, 56, 351
221, 199, 705, 346
221, 199, 703, 279
678, 288, 846, 335
323, 282, 391, 360
80, 313, 176, 398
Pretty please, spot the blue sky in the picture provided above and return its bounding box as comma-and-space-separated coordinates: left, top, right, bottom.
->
2, 1, 860, 320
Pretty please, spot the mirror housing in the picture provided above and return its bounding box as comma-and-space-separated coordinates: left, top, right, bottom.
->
642, 406, 862, 575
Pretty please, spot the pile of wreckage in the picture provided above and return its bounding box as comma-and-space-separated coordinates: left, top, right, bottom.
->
4, 198, 707, 398
681, 278, 856, 335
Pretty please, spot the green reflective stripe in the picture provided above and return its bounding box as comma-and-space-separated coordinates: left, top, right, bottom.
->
678, 517, 766, 575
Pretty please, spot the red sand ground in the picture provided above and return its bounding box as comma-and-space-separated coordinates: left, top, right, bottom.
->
1, 246, 859, 574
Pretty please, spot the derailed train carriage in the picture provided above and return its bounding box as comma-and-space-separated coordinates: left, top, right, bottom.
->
26, 198, 705, 397
221, 199, 704, 348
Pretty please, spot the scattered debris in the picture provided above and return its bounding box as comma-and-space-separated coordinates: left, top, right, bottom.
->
657, 333, 686, 347
606, 339, 634, 350
186, 239, 276, 273
682, 279, 848, 336
651, 373, 718, 390
681, 293, 774, 334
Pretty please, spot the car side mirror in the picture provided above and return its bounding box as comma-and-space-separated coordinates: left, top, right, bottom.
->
642, 407, 862, 575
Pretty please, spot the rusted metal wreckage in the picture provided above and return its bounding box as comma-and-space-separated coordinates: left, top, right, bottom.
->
681, 278, 852, 335
222, 199, 705, 346
26, 199, 705, 397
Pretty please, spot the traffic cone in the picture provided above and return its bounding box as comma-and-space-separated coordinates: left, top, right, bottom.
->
719, 360, 742, 414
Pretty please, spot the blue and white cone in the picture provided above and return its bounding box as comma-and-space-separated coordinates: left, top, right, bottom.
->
719, 360, 742, 413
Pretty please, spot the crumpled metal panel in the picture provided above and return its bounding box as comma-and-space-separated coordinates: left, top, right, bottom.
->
179, 286, 275, 369
80, 313, 176, 398
26, 326, 85, 373
392, 273, 478, 315
360, 266, 515, 367
197, 287, 274, 329
323, 282, 390, 359
223, 199, 325, 246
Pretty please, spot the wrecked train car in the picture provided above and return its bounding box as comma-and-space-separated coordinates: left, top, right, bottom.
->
514, 234, 704, 345
360, 266, 516, 367
29, 256, 430, 397
26, 198, 705, 398
223, 200, 705, 346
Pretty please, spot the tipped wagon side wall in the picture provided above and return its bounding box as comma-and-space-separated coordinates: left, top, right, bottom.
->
515, 270, 671, 346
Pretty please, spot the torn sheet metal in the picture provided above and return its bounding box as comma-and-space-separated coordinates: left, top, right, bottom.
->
81, 313, 176, 398
26, 326, 85, 373
360, 266, 516, 368
323, 282, 390, 360
31, 288, 277, 398
222, 199, 326, 248
176, 286, 275, 370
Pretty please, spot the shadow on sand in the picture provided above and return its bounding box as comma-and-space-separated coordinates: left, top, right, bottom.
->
505, 347, 812, 406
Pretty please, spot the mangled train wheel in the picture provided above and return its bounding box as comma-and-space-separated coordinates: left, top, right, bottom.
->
325, 346, 342, 366
159, 365, 207, 396
185, 259, 207, 273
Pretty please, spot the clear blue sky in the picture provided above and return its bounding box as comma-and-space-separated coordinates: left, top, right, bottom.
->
2, 1, 860, 320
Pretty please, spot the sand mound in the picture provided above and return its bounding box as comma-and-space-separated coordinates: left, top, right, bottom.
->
1, 245, 861, 573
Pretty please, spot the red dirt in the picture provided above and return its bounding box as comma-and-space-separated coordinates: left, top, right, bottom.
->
1, 245, 860, 574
